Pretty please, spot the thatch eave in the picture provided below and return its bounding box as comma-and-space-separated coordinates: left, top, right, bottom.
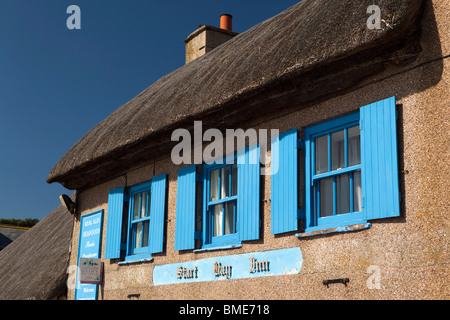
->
47, 0, 425, 190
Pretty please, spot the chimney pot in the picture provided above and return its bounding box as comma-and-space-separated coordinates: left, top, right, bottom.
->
220, 14, 233, 31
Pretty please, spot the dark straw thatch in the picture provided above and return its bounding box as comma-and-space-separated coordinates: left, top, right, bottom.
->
47, 0, 425, 190
0, 201, 74, 300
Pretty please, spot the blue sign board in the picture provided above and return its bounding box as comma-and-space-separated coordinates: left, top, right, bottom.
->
75, 210, 103, 300
153, 247, 303, 286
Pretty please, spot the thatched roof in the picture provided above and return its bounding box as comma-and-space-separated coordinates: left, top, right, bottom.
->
0, 227, 27, 250
0, 201, 74, 300
47, 0, 425, 190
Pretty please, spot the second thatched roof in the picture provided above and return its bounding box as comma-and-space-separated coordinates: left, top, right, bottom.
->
0, 200, 74, 300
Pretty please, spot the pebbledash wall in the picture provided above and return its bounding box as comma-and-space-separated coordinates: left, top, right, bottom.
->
65, 1, 448, 300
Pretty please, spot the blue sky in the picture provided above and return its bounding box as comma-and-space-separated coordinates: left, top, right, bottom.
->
0, 0, 297, 220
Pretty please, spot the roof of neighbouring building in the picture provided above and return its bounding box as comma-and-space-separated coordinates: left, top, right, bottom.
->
0, 226, 27, 250
0, 197, 74, 300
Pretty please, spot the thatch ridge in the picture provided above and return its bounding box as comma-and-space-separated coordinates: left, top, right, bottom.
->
47, 0, 425, 190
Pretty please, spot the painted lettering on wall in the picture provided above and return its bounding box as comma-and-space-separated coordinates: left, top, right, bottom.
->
153, 247, 303, 286
82, 217, 101, 238
82, 228, 100, 238
84, 217, 101, 227
249, 257, 269, 273
176, 266, 198, 280
213, 262, 232, 279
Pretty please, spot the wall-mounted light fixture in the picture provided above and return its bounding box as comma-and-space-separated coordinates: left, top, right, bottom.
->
59, 194, 76, 215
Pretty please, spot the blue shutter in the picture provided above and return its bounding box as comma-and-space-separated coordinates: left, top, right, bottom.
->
237, 144, 260, 241
174, 165, 197, 251
104, 187, 125, 259
148, 174, 167, 254
271, 129, 298, 234
360, 96, 400, 220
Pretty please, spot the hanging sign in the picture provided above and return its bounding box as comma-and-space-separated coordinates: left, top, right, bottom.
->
79, 258, 103, 285
153, 247, 302, 286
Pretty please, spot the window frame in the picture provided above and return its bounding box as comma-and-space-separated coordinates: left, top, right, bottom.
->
125, 181, 152, 261
202, 156, 240, 249
304, 111, 365, 232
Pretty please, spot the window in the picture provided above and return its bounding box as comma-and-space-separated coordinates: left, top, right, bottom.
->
204, 163, 239, 247
271, 97, 400, 235
127, 182, 151, 258
174, 145, 260, 251
104, 174, 167, 261
305, 112, 364, 230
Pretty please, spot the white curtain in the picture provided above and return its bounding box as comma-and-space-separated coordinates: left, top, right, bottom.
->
315, 136, 328, 174
220, 166, 230, 199
133, 193, 140, 220
348, 126, 361, 166
142, 221, 149, 247
135, 222, 142, 248
320, 178, 333, 217
213, 205, 223, 237
210, 170, 219, 201
336, 174, 350, 214
353, 171, 362, 212
331, 130, 345, 170
224, 202, 234, 235
140, 191, 147, 218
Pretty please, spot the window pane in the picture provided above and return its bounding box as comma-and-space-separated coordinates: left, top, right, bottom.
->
231, 164, 238, 196
142, 221, 149, 247
348, 126, 361, 166
220, 166, 230, 199
231, 164, 237, 196
353, 170, 362, 212
315, 135, 328, 174
133, 193, 140, 220
135, 222, 142, 249
140, 191, 148, 218
320, 178, 333, 217
147, 191, 151, 217
213, 204, 223, 237
336, 174, 350, 214
210, 169, 219, 201
331, 130, 345, 171
224, 202, 235, 235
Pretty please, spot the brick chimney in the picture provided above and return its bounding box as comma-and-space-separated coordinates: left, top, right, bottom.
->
184, 14, 238, 64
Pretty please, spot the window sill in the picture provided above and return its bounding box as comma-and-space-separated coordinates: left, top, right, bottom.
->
296, 222, 371, 238
119, 253, 153, 265
194, 243, 242, 253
